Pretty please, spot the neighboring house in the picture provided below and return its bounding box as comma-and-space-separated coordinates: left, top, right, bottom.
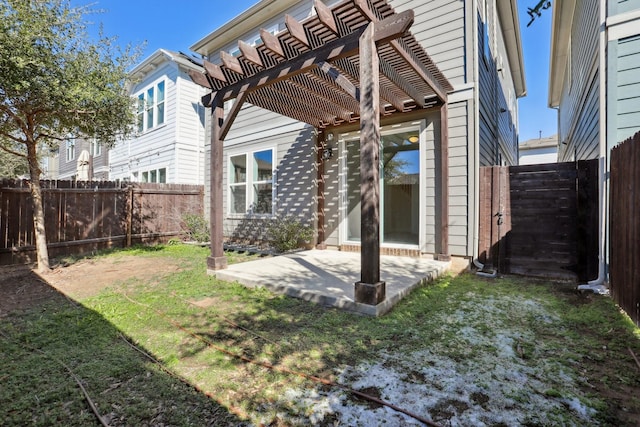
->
109, 49, 207, 184
549, 0, 640, 162
518, 134, 558, 164
57, 136, 108, 180
548, 0, 640, 284
40, 144, 59, 179
189, 0, 525, 265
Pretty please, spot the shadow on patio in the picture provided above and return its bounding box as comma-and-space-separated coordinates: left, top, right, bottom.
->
213, 249, 450, 316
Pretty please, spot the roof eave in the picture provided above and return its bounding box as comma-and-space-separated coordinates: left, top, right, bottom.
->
497, 0, 526, 97
190, 0, 300, 57
548, 0, 576, 108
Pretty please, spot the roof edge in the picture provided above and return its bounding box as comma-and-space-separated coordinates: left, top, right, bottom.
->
190, 0, 300, 57
129, 49, 203, 79
497, 0, 526, 97
548, 0, 576, 108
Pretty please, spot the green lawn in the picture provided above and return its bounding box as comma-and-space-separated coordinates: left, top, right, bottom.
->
1, 244, 639, 426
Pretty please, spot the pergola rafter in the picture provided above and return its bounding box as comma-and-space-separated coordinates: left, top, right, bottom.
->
189, 0, 453, 306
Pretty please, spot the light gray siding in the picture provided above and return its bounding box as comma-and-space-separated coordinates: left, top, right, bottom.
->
57, 138, 109, 180
202, 0, 488, 258
609, 0, 640, 15
393, 0, 466, 86
557, 0, 600, 161
607, 34, 640, 147
478, 0, 519, 166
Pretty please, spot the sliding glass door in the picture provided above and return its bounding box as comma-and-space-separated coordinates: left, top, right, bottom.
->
343, 124, 421, 246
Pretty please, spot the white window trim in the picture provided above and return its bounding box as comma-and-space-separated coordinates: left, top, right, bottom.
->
227, 148, 276, 217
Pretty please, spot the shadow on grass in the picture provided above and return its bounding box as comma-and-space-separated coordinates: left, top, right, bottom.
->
0, 268, 245, 427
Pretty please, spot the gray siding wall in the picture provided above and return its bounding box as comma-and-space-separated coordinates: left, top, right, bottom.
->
608, 34, 640, 147
557, 0, 600, 162
478, 0, 519, 166
57, 138, 109, 180
392, 0, 466, 85
609, 0, 640, 15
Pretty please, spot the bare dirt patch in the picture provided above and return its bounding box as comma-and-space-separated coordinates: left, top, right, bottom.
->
46, 256, 182, 299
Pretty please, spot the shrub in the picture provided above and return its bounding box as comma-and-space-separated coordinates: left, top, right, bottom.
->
182, 213, 210, 243
267, 215, 314, 253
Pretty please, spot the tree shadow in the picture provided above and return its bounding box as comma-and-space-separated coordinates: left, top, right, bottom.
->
0, 267, 245, 426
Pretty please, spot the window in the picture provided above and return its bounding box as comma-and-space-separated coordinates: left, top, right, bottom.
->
137, 94, 144, 132
228, 149, 274, 215
140, 168, 167, 183
156, 81, 165, 125
90, 139, 102, 157
66, 138, 75, 162
136, 80, 166, 132
229, 154, 247, 214
146, 87, 154, 128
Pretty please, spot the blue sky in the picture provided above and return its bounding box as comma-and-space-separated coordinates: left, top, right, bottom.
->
75, 0, 556, 143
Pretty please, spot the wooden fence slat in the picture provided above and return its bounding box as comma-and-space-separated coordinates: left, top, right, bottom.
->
608, 132, 639, 326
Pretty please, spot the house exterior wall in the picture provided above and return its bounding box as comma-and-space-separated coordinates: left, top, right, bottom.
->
110, 55, 206, 184
200, 0, 522, 259
57, 137, 109, 180
478, 0, 520, 166
606, 5, 640, 149
555, 0, 600, 162
552, 0, 640, 160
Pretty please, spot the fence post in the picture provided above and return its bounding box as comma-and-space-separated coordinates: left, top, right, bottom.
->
126, 185, 133, 247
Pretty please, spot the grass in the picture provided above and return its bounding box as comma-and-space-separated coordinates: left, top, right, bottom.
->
2, 244, 640, 426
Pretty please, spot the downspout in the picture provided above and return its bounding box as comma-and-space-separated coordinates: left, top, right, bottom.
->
472, 0, 484, 271
578, 0, 608, 294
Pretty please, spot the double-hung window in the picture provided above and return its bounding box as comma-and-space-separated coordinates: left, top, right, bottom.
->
229, 149, 274, 215
66, 138, 75, 162
90, 139, 102, 157
136, 80, 165, 132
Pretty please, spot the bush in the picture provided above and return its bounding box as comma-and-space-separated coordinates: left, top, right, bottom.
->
182, 213, 210, 243
267, 216, 314, 253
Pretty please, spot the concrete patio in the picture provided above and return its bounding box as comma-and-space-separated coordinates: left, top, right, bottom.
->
212, 249, 451, 316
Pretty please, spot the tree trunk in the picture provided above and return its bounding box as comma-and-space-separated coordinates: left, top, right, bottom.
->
27, 140, 50, 273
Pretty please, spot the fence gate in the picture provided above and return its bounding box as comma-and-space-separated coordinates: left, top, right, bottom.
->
478, 160, 599, 281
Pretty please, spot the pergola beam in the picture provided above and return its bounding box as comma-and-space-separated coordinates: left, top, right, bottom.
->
209, 10, 414, 104
352, 0, 448, 103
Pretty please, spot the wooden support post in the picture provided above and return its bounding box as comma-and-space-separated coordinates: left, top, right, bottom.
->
207, 98, 228, 271
355, 23, 385, 305
316, 130, 327, 250
437, 104, 450, 261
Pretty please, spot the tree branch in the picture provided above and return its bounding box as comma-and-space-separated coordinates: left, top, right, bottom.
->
0, 142, 28, 159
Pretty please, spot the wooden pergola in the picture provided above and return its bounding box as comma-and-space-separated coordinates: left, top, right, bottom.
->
189, 0, 453, 306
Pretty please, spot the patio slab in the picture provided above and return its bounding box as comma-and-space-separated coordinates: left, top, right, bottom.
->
212, 249, 450, 316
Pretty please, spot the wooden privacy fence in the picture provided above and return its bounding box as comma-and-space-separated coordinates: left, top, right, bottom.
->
0, 180, 204, 266
610, 132, 640, 326
478, 160, 599, 281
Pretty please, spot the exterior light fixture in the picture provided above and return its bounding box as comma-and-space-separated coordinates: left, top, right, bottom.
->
322, 146, 333, 160
408, 135, 419, 143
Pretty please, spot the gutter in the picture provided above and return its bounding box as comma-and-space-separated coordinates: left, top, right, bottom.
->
472, 0, 483, 270
577, 0, 608, 295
